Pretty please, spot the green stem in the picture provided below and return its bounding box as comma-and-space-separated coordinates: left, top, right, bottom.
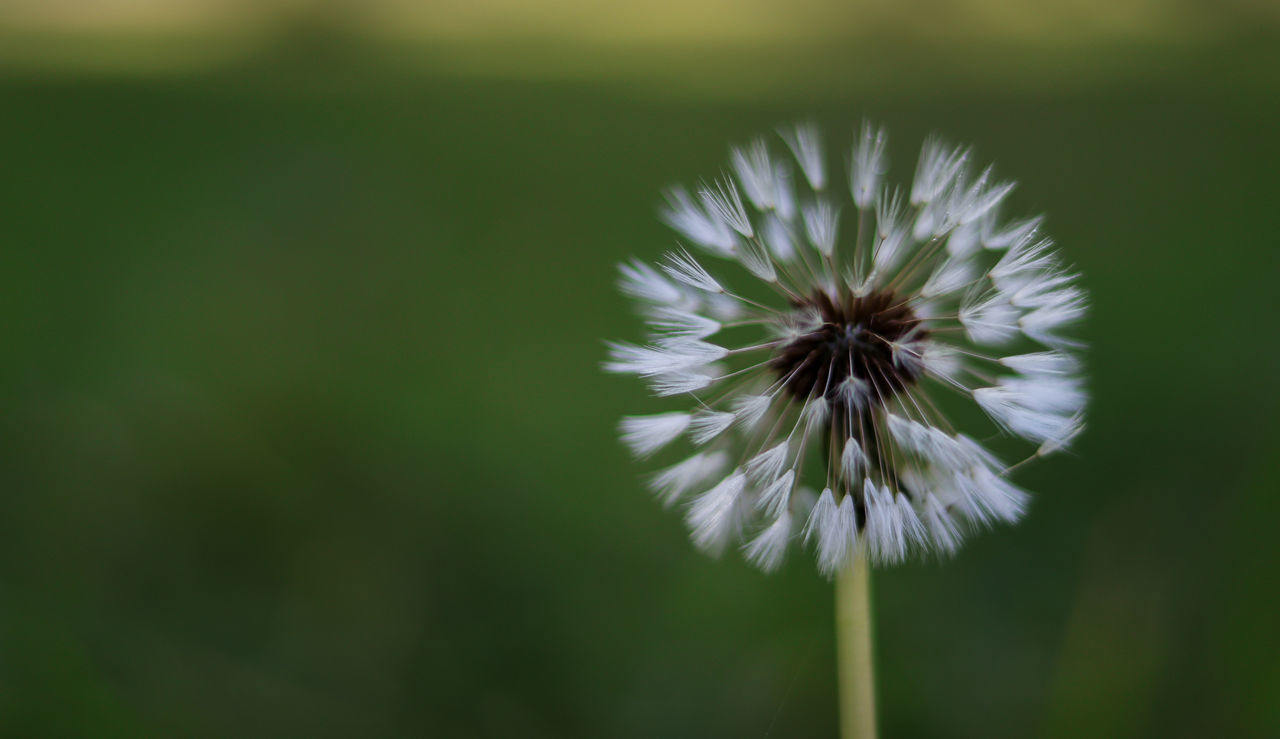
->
836, 551, 877, 739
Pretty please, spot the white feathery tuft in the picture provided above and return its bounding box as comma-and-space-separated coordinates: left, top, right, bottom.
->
761, 214, 797, 262
802, 397, 831, 436
1009, 271, 1079, 309
803, 488, 836, 543
896, 493, 929, 551
836, 374, 872, 410
946, 219, 982, 259
864, 481, 907, 564
757, 469, 796, 518
991, 237, 1059, 293
973, 378, 1084, 446
745, 441, 791, 483
955, 166, 1015, 226
872, 188, 911, 274
922, 493, 963, 555
921, 257, 978, 299
959, 295, 1021, 346
802, 200, 841, 257
772, 306, 824, 342
888, 415, 991, 472
919, 341, 964, 384
841, 437, 867, 478
686, 471, 749, 555
699, 179, 754, 238
1037, 413, 1086, 456
955, 467, 1029, 525
806, 489, 858, 575
618, 259, 690, 308
735, 240, 778, 282
1019, 288, 1087, 347
689, 410, 737, 444
602, 341, 670, 376
772, 161, 797, 221
660, 187, 737, 256
648, 451, 730, 506
999, 351, 1079, 376
648, 371, 715, 397
731, 393, 773, 430
619, 412, 692, 457
849, 120, 888, 208
661, 249, 725, 294
658, 337, 729, 364
982, 214, 1042, 250
886, 412, 929, 451
743, 509, 794, 573
996, 375, 1087, 414
779, 122, 827, 191
731, 139, 777, 211
603, 339, 725, 377
643, 306, 721, 339
910, 138, 969, 207
703, 293, 744, 322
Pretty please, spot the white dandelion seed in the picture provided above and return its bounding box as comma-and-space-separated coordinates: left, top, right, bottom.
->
761, 213, 797, 262
802, 200, 841, 257
660, 186, 738, 256
642, 306, 721, 340
618, 258, 691, 308
918, 341, 964, 384
872, 188, 911, 275
841, 437, 867, 478
921, 257, 978, 299
998, 351, 1079, 376
607, 122, 1088, 572
647, 370, 715, 397
731, 393, 774, 430
780, 122, 827, 191
980, 210, 1042, 251
849, 120, 888, 209
743, 508, 795, 573
699, 179, 754, 239
661, 249, 725, 294
619, 412, 692, 458
745, 440, 791, 483
805, 488, 859, 575
959, 294, 1021, 346
946, 219, 983, 259
686, 470, 750, 555
731, 138, 778, 211
648, 451, 729, 506
689, 410, 737, 445
921, 493, 963, 555
757, 469, 797, 518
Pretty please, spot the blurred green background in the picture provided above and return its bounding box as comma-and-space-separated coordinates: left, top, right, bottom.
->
1, 2, 1278, 737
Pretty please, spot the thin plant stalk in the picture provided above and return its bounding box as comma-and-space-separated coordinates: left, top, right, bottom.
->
836, 551, 877, 739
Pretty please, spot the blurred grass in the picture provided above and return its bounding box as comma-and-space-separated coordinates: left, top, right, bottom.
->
0, 27, 1278, 739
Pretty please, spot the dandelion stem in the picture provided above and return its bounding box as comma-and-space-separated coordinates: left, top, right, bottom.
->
836, 551, 877, 739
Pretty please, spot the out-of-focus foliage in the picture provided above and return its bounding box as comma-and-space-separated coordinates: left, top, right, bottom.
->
0, 4, 1277, 738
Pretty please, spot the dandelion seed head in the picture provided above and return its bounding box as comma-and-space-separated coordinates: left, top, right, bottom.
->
606, 122, 1088, 573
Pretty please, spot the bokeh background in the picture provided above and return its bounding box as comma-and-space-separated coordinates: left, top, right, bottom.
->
2, 2, 1278, 737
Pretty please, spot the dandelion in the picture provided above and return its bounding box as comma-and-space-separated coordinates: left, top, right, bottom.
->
604, 121, 1087, 737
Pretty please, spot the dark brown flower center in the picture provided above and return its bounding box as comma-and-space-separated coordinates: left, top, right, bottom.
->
770, 289, 926, 410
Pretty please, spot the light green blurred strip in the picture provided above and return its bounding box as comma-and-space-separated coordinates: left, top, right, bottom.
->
0, 0, 1276, 95
0, 31, 275, 75
0, 0, 1258, 43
